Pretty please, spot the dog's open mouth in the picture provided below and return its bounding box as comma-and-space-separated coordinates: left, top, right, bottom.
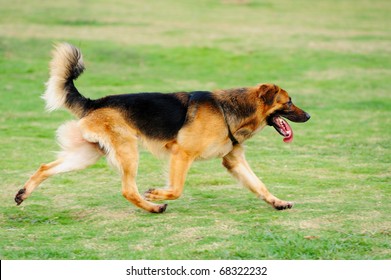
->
267, 115, 293, 143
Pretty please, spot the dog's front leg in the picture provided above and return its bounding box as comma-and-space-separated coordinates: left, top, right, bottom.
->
222, 145, 293, 210
145, 147, 194, 201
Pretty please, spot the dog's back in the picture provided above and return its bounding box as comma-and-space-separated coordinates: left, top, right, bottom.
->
88, 92, 190, 140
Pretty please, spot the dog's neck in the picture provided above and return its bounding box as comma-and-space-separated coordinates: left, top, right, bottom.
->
220, 105, 239, 145
215, 87, 264, 144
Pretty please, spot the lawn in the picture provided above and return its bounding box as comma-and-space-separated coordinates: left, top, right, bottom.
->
0, 0, 390, 259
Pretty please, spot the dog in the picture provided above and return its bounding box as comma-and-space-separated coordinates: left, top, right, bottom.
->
15, 43, 310, 213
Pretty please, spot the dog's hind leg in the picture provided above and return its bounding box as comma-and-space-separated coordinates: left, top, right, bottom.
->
79, 109, 167, 213
144, 146, 194, 201
222, 145, 293, 210
15, 121, 102, 205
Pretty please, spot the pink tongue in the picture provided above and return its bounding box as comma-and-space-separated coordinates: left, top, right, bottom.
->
281, 119, 294, 143
283, 133, 293, 143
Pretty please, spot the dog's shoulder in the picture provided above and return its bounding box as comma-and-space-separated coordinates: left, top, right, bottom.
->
214, 88, 258, 122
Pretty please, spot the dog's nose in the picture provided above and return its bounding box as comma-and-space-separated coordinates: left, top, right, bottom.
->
305, 112, 311, 121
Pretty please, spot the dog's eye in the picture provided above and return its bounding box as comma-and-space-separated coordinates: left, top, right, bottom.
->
287, 98, 292, 106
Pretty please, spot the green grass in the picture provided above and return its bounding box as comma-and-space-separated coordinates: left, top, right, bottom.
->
1, 0, 390, 260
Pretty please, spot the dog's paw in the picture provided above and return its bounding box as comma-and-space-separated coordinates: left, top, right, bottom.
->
15, 189, 26, 205
273, 200, 294, 210
144, 188, 181, 201
144, 188, 156, 201
150, 203, 168, 214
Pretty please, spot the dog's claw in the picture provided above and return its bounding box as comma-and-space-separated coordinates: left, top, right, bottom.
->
158, 203, 168, 213
273, 201, 294, 210
15, 189, 26, 205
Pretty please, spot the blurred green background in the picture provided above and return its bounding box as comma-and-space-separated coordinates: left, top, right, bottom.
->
0, 0, 390, 259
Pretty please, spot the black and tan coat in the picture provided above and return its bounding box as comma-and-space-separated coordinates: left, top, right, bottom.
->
15, 43, 310, 213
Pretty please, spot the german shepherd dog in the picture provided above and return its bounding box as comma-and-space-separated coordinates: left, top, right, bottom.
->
15, 43, 310, 213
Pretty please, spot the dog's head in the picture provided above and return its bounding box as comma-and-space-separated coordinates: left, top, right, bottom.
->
258, 84, 310, 143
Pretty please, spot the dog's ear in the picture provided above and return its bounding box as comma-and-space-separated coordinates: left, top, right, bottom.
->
258, 84, 280, 105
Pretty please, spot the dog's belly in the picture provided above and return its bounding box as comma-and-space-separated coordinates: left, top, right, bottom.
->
140, 137, 233, 160
196, 141, 233, 160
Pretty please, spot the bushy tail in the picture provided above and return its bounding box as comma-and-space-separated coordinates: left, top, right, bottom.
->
42, 43, 89, 118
